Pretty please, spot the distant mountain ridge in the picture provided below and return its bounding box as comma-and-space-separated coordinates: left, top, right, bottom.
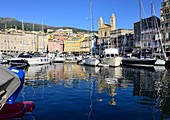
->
0, 17, 89, 33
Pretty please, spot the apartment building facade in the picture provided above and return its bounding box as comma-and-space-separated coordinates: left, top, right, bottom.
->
0, 29, 48, 53
160, 0, 170, 56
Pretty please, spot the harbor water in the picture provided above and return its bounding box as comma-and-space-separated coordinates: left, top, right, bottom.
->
16, 63, 170, 120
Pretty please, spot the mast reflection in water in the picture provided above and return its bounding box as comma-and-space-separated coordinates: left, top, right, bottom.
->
16, 63, 170, 120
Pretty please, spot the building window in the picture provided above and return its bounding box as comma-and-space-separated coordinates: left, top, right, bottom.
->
148, 43, 150, 47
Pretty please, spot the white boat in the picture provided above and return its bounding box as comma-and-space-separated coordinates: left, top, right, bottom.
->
100, 48, 122, 67
155, 59, 165, 66
0, 64, 21, 109
65, 52, 75, 61
83, 0, 100, 67
8, 52, 51, 66
84, 56, 100, 66
54, 53, 65, 63
0, 52, 10, 64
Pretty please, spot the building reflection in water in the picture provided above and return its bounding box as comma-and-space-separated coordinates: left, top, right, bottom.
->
122, 66, 170, 118
22, 63, 170, 118
157, 69, 170, 115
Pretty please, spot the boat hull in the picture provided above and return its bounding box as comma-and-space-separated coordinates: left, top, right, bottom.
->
26, 57, 51, 65
101, 57, 122, 67
84, 57, 100, 66
53, 57, 65, 63
122, 58, 156, 67
0, 101, 35, 119
155, 59, 165, 66
8, 57, 51, 66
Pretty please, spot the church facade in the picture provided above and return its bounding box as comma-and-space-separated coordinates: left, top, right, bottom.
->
98, 13, 116, 39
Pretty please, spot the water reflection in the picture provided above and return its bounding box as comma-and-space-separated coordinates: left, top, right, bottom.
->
157, 69, 170, 115
122, 66, 170, 119
21, 63, 170, 119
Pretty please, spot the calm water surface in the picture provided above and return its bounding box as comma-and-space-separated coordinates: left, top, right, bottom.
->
16, 63, 170, 120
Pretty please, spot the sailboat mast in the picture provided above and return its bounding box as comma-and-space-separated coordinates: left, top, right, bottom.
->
90, 0, 93, 56
139, 0, 142, 57
151, 0, 154, 58
5, 24, 7, 53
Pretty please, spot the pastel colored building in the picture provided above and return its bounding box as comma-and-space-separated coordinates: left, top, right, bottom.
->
47, 31, 68, 52
48, 39, 64, 52
64, 37, 84, 54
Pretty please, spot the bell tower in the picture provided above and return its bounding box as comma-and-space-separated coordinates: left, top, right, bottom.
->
98, 17, 103, 29
98, 17, 103, 38
110, 14, 116, 31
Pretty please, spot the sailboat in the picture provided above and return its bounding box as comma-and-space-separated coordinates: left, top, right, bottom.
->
150, 1, 167, 66
84, 0, 100, 66
122, 0, 156, 67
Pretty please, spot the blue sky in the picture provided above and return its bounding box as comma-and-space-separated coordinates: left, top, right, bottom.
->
0, 0, 162, 30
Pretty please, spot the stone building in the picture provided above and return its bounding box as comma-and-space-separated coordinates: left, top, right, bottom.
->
0, 29, 48, 53
134, 16, 160, 53
160, 0, 170, 56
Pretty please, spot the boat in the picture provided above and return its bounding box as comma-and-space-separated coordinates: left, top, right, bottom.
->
0, 101, 35, 119
83, 0, 100, 66
122, 0, 157, 67
151, 2, 167, 66
155, 59, 166, 66
100, 48, 122, 67
65, 52, 76, 62
122, 57, 156, 67
54, 53, 65, 63
8, 52, 51, 66
0, 64, 21, 109
0, 65, 35, 119
84, 56, 100, 66
8, 58, 29, 69
0, 52, 12, 64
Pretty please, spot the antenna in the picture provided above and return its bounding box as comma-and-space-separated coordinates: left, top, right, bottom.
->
22, 19, 24, 52
42, 19, 44, 33
151, 0, 153, 17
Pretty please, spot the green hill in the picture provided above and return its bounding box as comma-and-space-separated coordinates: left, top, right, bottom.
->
0, 17, 90, 33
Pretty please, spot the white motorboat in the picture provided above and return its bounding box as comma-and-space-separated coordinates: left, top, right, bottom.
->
8, 52, 51, 66
54, 53, 65, 63
84, 56, 100, 66
65, 52, 75, 61
100, 48, 122, 67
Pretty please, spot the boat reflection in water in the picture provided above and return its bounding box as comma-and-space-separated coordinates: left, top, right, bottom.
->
16, 63, 170, 120
97, 67, 123, 106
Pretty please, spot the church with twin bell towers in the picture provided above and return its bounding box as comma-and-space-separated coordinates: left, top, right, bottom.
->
98, 13, 116, 39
